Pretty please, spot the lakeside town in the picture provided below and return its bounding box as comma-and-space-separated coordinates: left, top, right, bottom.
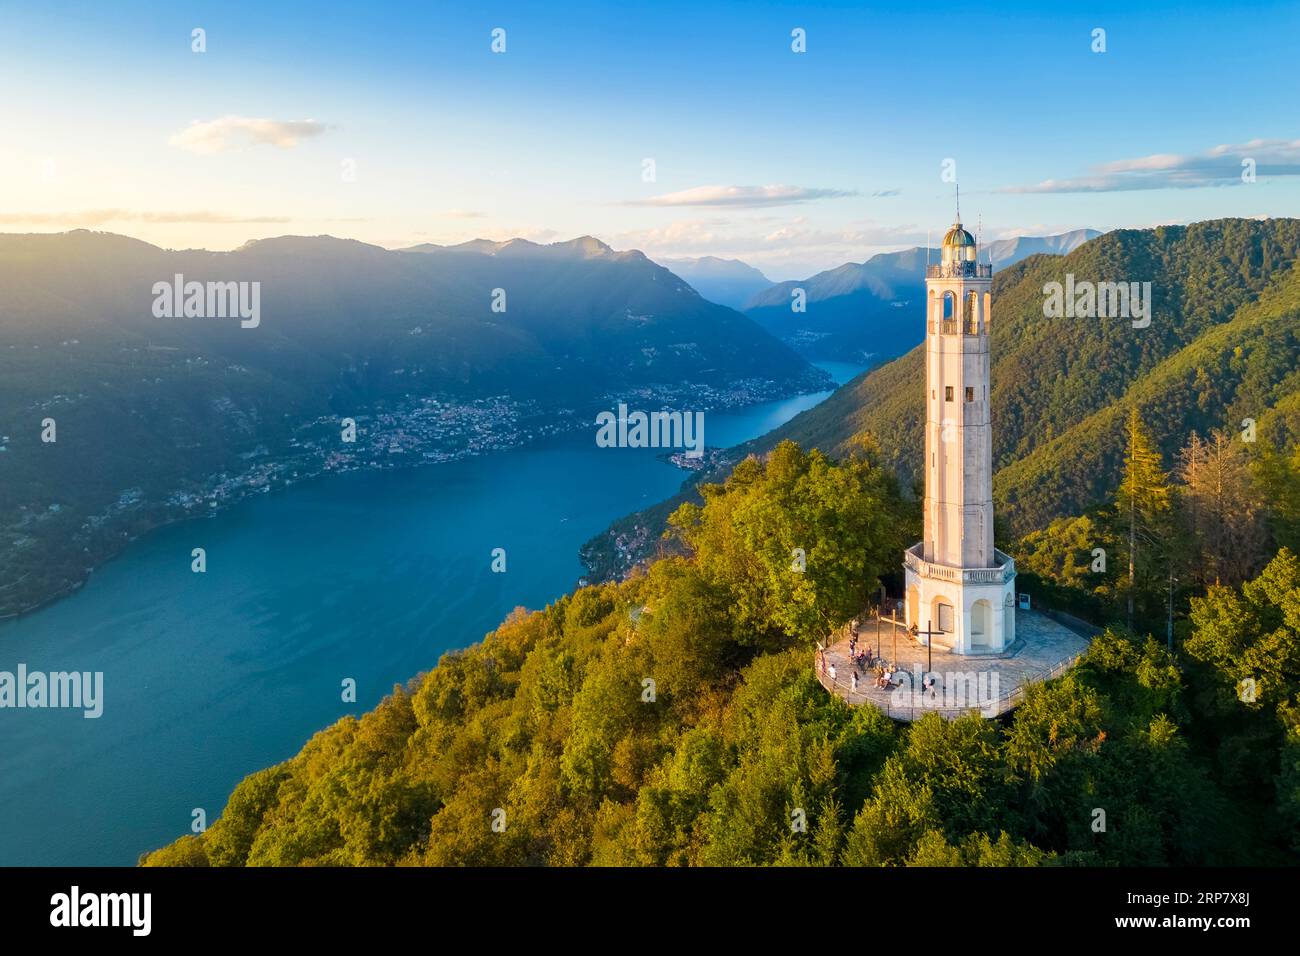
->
0, 375, 818, 620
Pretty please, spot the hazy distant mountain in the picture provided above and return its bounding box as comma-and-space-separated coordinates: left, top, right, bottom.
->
0, 231, 817, 405
0, 231, 826, 617
983, 229, 1100, 265
402, 235, 620, 260
744, 229, 1100, 362
654, 256, 774, 310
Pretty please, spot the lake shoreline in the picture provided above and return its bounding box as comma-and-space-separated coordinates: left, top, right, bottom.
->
0, 363, 862, 866
0, 376, 846, 629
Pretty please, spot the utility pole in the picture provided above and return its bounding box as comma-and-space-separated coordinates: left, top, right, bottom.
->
877, 585, 886, 659
1166, 565, 1175, 651
882, 604, 905, 665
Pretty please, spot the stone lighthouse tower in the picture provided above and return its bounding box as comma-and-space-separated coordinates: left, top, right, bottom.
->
902, 210, 1017, 654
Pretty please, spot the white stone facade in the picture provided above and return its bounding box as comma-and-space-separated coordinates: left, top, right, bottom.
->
904, 543, 1016, 654
902, 220, 1016, 654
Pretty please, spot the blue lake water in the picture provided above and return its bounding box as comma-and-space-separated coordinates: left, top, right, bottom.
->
0, 362, 861, 865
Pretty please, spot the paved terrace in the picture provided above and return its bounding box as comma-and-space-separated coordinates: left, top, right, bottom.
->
815, 609, 1096, 721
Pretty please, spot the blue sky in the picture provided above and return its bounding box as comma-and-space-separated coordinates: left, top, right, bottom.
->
1, 0, 1297, 278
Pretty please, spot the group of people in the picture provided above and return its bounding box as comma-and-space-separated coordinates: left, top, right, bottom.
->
817, 613, 912, 696
842, 659, 899, 693
844, 627, 898, 691
817, 612, 945, 702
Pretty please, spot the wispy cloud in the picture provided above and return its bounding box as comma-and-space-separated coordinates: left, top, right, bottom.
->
627, 184, 856, 208
442, 209, 486, 219
1003, 139, 1300, 194
0, 209, 291, 226
169, 116, 329, 154
604, 216, 925, 279
611, 217, 923, 253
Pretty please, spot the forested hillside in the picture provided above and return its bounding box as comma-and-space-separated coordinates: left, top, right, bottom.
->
586, 218, 1300, 578
766, 218, 1300, 534
743, 229, 1097, 362
143, 441, 1300, 867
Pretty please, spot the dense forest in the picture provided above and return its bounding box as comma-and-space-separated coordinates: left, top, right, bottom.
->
144, 433, 1300, 867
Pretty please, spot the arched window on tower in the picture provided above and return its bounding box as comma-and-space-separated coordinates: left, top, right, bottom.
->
942, 291, 956, 328
965, 292, 979, 334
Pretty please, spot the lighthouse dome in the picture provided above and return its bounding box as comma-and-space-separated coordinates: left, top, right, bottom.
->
941, 221, 977, 264
942, 223, 975, 248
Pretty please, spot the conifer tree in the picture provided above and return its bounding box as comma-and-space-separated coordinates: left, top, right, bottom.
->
1115, 407, 1171, 629
1253, 440, 1300, 554
1177, 428, 1266, 586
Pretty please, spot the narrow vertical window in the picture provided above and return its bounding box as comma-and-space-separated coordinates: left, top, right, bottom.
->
945, 386, 953, 402
965, 387, 974, 402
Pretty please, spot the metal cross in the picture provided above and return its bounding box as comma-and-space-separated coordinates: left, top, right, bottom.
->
914, 619, 944, 672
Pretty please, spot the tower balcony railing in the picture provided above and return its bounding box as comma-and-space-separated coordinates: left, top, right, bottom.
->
927, 319, 984, 336
903, 542, 1016, 584
926, 262, 992, 279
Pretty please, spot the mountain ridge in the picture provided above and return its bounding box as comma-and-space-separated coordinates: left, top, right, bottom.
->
743, 229, 1101, 362
653, 255, 774, 310
0, 229, 827, 618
